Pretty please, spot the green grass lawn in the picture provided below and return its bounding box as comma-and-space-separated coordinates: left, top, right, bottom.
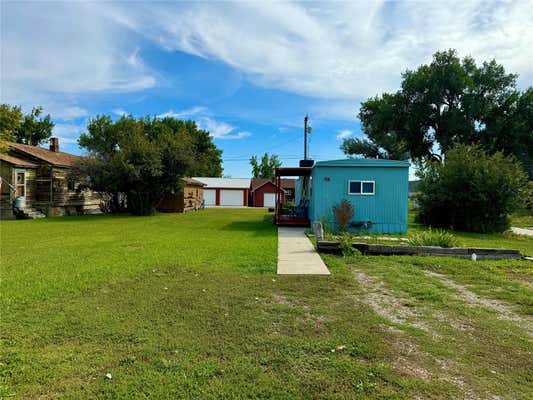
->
1, 209, 532, 399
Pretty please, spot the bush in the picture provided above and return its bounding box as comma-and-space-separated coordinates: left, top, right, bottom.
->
339, 233, 361, 257
332, 199, 354, 232
408, 229, 458, 248
416, 145, 529, 233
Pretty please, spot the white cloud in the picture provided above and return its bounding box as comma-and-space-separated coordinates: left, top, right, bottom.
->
157, 106, 207, 119
2, 0, 532, 121
1, 2, 157, 111
52, 122, 86, 146
156, 107, 250, 139
100, 0, 533, 99
112, 108, 128, 117
54, 106, 89, 121
126, 47, 144, 68
336, 129, 352, 140
198, 117, 251, 140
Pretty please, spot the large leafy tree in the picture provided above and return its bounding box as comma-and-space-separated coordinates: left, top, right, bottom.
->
250, 153, 282, 178
0, 105, 55, 146
343, 50, 533, 168
0, 104, 21, 152
74, 115, 223, 215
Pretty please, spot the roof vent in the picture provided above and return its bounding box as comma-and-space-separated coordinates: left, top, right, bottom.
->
50, 137, 59, 153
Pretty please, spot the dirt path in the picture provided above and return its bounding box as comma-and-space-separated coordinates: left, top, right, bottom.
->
425, 271, 533, 336
354, 269, 523, 400
354, 272, 432, 333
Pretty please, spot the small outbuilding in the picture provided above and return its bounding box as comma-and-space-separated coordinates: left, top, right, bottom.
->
192, 177, 251, 207
276, 159, 410, 233
157, 178, 205, 213
249, 178, 286, 208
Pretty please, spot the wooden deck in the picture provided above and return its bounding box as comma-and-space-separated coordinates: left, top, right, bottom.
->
275, 216, 310, 227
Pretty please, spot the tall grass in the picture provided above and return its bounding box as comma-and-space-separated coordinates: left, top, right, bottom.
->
408, 228, 458, 248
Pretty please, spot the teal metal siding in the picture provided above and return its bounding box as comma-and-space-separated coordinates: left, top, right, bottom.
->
310, 161, 409, 234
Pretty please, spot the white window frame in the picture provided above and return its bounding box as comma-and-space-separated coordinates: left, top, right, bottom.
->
14, 168, 27, 199
348, 180, 375, 196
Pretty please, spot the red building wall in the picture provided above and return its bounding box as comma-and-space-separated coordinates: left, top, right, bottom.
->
252, 182, 285, 207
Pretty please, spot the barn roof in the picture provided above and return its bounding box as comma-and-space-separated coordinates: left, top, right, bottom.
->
250, 178, 295, 192
280, 179, 295, 189
250, 178, 274, 191
0, 154, 39, 168
192, 177, 251, 189
314, 158, 410, 168
8, 142, 82, 167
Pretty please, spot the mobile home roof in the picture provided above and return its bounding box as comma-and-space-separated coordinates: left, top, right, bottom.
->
314, 159, 410, 168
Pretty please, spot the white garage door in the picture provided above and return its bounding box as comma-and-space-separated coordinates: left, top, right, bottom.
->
220, 190, 244, 206
264, 193, 276, 207
204, 189, 216, 206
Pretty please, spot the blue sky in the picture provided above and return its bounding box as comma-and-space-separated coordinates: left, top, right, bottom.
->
2, 1, 532, 177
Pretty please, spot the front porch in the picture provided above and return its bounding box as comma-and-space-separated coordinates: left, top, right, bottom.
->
274, 166, 312, 227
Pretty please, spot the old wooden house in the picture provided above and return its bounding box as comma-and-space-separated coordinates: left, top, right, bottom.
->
0, 138, 102, 219
157, 178, 205, 213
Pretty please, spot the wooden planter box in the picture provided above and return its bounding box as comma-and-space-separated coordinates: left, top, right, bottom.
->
317, 241, 522, 260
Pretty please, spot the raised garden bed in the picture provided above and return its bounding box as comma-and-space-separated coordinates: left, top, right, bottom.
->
317, 241, 523, 260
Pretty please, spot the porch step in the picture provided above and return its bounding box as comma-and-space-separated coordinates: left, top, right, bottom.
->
19, 208, 46, 219
84, 208, 103, 215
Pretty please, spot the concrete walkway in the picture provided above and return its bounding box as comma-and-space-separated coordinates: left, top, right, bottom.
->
277, 227, 330, 275
512, 227, 533, 237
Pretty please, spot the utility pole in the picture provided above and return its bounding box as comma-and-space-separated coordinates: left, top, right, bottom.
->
303, 115, 311, 160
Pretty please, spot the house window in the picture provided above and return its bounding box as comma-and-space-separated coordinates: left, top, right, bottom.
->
67, 178, 76, 191
348, 180, 375, 195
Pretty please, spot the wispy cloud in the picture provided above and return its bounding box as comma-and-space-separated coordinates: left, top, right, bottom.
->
336, 129, 352, 140
157, 106, 207, 119
198, 117, 251, 140
101, 0, 533, 99
156, 107, 250, 139
112, 108, 128, 117
1, 2, 157, 111
54, 106, 89, 121
2, 0, 532, 129
52, 122, 86, 146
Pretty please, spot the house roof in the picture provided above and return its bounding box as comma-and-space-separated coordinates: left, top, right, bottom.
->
8, 142, 82, 167
0, 154, 39, 168
192, 177, 251, 189
182, 177, 206, 187
250, 178, 285, 193
250, 178, 295, 192
280, 179, 295, 189
314, 158, 410, 168
250, 178, 274, 191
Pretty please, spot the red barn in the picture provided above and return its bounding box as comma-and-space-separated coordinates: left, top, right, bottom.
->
249, 178, 295, 208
